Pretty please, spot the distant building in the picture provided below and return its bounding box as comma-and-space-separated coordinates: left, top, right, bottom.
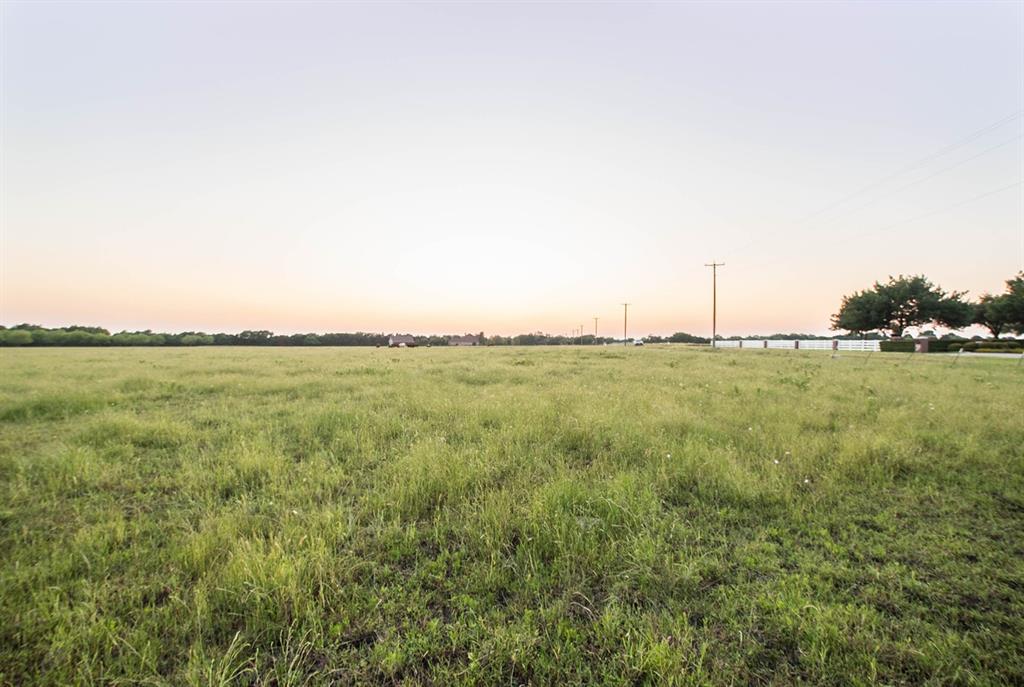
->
388, 334, 416, 348
448, 334, 480, 347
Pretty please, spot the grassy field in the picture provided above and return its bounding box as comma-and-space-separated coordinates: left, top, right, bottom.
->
1, 346, 1022, 686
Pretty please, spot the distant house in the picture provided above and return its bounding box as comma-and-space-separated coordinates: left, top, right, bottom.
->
448, 334, 480, 347
388, 334, 416, 348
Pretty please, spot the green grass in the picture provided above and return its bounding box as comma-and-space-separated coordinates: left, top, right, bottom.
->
1, 346, 1022, 686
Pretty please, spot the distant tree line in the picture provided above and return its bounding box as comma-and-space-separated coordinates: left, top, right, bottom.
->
0, 327, 654, 347
12, 321, 993, 347
0, 326, 393, 347
0, 326, 718, 347
831, 273, 1024, 339
484, 333, 615, 346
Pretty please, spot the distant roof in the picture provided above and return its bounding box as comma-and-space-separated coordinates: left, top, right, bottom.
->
448, 334, 480, 344
389, 334, 416, 343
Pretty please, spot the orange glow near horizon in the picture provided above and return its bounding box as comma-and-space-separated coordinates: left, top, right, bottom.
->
3, 251, 1013, 337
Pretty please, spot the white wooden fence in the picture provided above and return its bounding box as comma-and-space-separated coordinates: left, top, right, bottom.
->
712, 339, 880, 352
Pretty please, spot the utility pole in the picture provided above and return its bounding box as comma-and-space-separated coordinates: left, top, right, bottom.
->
704, 263, 724, 348
593, 317, 599, 339
579, 324, 584, 346
621, 303, 631, 346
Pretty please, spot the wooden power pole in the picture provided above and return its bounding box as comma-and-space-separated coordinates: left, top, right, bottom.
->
704, 263, 724, 348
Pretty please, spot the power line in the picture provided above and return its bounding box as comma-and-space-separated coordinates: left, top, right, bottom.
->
723, 111, 1023, 262
799, 134, 1023, 234
743, 180, 1022, 274
794, 110, 1022, 225
822, 180, 1022, 248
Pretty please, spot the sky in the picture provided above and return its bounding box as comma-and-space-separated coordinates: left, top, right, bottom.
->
2, 1, 1022, 337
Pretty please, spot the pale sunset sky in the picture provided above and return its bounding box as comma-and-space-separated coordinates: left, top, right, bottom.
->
2, 1, 1022, 337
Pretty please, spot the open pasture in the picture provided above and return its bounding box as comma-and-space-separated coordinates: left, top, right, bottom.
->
1, 346, 1022, 685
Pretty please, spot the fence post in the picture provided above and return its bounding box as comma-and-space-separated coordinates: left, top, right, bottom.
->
764, 340, 768, 349
739, 340, 743, 349
794, 340, 800, 350
832, 340, 838, 352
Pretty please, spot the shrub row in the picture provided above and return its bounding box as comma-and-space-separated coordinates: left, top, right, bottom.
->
879, 340, 915, 353
880, 339, 1022, 353
949, 340, 1023, 352
924, 339, 965, 353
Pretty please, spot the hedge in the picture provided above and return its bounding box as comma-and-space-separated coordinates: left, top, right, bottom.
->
880, 340, 915, 353
878, 339, 1020, 353
925, 339, 964, 353
961, 340, 1022, 352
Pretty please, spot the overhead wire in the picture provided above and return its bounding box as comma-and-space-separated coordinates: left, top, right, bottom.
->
802, 133, 1022, 232
740, 179, 1023, 274
792, 110, 1022, 225
718, 111, 1024, 263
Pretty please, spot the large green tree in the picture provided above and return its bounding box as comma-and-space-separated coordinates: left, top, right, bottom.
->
1003, 272, 1024, 335
973, 293, 1013, 338
831, 275, 972, 337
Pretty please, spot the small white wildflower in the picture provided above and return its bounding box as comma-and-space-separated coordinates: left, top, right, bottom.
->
667, 453, 672, 458
773, 460, 780, 465
803, 479, 810, 484
748, 427, 753, 431
785, 451, 791, 456
291, 509, 298, 515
